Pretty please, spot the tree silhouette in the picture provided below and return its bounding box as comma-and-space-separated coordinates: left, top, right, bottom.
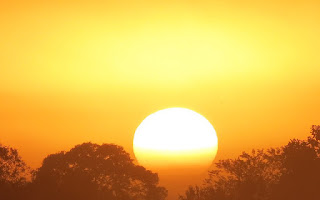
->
180, 125, 320, 200
180, 148, 282, 200
2, 126, 320, 200
272, 126, 320, 200
0, 143, 30, 199
31, 142, 167, 200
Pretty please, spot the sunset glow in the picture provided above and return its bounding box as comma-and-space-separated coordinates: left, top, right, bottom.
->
1, 1, 320, 199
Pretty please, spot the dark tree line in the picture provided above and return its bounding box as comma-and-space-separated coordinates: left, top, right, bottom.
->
179, 125, 320, 200
1, 125, 320, 200
0, 142, 167, 200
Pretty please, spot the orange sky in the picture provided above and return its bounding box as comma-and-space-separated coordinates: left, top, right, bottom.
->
1, 0, 320, 197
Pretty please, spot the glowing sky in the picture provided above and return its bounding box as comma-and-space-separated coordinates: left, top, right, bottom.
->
1, 0, 320, 178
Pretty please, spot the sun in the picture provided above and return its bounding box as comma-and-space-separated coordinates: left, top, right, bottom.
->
133, 108, 218, 174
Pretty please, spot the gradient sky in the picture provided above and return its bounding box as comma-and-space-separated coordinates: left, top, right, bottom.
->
1, 1, 320, 196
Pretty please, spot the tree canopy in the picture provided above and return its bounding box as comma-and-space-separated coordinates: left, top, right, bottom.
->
180, 125, 320, 200
2, 126, 320, 200
0, 143, 30, 199
31, 142, 167, 200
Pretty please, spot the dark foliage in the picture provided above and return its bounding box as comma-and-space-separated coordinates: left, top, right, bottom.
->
2, 126, 320, 200
30, 142, 167, 200
0, 142, 167, 200
180, 125, 320, 200
0, 144, 30, 199
272, 126, 320, 200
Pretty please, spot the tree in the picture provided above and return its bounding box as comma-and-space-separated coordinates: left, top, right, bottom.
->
180, 148, 282, 200
0, 143, 30, 199
31, 142, 167, 200
180, 125, 320, 200
308, 125, 320, 155
272, 126, 320, 200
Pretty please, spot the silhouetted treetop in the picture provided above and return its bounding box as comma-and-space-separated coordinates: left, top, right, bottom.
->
272, 125, 320, 200
0, 143, 30, 199
32, 142, 167, 200
180, 125, 320, 200
0, 144, 29, 185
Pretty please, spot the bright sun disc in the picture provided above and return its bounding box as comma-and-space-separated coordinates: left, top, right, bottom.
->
133, 108, 218, 172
